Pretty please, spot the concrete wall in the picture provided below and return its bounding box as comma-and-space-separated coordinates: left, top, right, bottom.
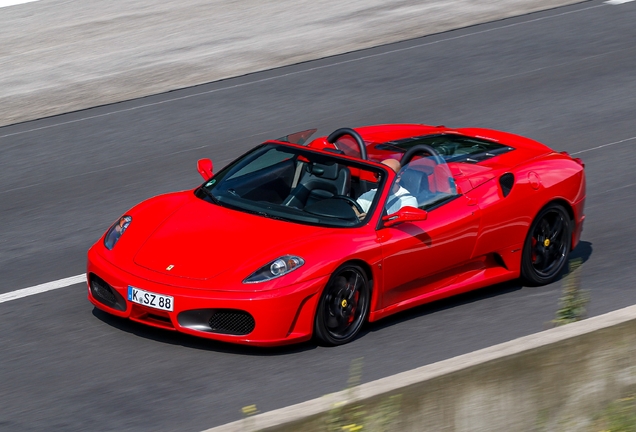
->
208, 305, 636, 432
0, 0, 584, 127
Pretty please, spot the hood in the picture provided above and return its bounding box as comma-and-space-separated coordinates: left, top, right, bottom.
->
133, 196, 324, 280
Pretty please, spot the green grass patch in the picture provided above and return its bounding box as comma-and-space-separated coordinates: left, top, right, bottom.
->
590, 395, 636, 431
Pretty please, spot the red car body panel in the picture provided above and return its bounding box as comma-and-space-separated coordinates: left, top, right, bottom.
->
87, 124, 586, 346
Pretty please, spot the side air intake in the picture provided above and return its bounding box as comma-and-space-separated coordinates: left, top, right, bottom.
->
499, 173, 515, 197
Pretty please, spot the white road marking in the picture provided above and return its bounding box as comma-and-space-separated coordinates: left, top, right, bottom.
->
605, 0, 635, 5
592, 182, 636, 196
0, 0, 39, 8
0, 274, 85, 304
571, 135, 636, 155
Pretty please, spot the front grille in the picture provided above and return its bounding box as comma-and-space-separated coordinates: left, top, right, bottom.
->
177, 308, 256, 335
209, 310, 255, 335
89, 274, 126, 311
93, 281, 115, 303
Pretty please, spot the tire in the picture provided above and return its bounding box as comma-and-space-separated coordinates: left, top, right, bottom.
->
314, 264, 370, 346
521, 203, 572, 286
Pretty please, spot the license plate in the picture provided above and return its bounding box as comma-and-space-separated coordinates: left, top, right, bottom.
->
127, 285, 174, 311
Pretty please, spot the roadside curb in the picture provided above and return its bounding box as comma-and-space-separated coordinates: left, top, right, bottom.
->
206, 304, 636, 431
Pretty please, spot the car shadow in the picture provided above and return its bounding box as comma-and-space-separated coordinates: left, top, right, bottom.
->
359, 279, 524, 336
91, 308, 319, 356
92, 240, 593, 354
569, 240, 593, 264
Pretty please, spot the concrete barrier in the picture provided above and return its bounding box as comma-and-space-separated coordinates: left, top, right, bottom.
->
0, 0, 584, 127
207, 304, 636, 432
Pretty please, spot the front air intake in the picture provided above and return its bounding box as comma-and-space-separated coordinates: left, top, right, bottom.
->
209, 310, 255, 335
89, 274, 127, 311
178, 309, 256, 335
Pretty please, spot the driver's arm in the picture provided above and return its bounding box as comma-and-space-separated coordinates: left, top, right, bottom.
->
401, 194, 418, 209
356, 190, 375, 214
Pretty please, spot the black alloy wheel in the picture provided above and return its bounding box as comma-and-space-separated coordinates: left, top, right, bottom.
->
521, 203, 572, 286
314, 264, 370, 346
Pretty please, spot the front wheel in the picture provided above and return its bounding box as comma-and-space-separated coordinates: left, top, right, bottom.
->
314, 264, 370, 346
521, 203, 572, 286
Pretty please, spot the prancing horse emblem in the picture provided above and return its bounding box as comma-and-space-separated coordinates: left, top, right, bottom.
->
166, 264, 175, 271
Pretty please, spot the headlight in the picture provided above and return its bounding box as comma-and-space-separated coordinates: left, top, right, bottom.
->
243, 255, 305, 283
104, 216, 132, 250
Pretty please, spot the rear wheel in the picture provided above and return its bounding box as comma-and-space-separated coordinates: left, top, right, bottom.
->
521, 203, 571, 285
314, 264, 369, 346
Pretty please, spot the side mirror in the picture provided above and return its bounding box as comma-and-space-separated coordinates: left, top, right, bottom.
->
382, 206, 427, 227
197, 158, 214, 180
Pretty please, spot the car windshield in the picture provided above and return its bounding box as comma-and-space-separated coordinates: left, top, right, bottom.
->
196, 143, 388, 227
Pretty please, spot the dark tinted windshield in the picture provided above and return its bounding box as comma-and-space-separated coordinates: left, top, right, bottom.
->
197, 143, 387, 227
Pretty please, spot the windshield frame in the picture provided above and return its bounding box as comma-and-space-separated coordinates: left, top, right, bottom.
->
196, 141, 390, 228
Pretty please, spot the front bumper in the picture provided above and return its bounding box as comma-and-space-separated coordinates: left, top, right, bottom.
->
87, 247, 326, 346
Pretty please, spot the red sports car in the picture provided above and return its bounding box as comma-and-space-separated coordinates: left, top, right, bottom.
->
87, 124, 586, 346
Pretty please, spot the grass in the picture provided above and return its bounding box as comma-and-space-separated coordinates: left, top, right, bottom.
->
552, 257, 589, 327
590, 396, 636, 431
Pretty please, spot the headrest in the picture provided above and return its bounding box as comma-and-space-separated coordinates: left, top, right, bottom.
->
400, 169, 428, 195
310, 162, 340, 179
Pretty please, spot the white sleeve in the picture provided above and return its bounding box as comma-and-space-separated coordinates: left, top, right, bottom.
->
356, 189, 375, 213
401, 194, 418, 209
386, 187, 418, 214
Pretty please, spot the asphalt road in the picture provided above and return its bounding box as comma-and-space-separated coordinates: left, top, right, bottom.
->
1, 1, 636, 431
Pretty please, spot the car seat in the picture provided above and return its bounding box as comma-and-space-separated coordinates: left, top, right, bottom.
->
283, 162, 351, 209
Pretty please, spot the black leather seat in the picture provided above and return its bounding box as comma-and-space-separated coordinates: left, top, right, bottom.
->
283, 162, 351, 209
399, 168, 431, 207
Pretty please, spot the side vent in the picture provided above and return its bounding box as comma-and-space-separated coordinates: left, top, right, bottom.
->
499, 173, 514, 197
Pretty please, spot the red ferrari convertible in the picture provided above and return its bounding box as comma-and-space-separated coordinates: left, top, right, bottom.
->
87, 124, 586, 346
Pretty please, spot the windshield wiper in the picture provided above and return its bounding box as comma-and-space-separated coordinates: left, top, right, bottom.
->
255, 211, 292, 222
197, 186, 221, 204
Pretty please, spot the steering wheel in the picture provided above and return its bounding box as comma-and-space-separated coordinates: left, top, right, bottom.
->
333, 195, 364, 214
327, 128, 367, 160
401, 144, 445, 166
